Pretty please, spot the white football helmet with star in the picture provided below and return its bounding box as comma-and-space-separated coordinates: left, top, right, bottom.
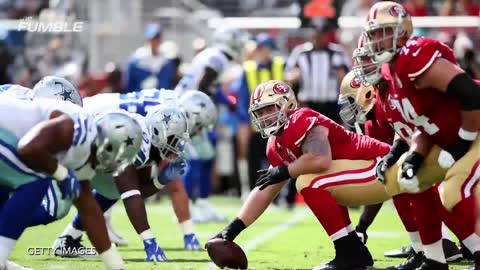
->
32, 76, 83, 107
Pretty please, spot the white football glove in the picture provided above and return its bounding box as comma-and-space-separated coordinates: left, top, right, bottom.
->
438, 150, 455, 169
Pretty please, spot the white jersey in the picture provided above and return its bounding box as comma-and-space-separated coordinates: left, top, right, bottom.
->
0, 98, 97, 180
0, 84, 33, 100
174, 47, 229, 95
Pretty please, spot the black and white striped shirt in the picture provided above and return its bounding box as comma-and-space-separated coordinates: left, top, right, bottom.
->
286, 42, 350, 103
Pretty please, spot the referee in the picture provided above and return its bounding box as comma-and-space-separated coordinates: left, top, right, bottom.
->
285, 23, 350, 123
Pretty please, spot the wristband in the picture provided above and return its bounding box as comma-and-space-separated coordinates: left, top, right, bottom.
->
458, 128, 478, 141
179, 219, 194, 235
223, 218, 246, 241
140, 229, 154, 241
120, 189, 141, 200
52, 164, 68, 181
99, 245, 125, 270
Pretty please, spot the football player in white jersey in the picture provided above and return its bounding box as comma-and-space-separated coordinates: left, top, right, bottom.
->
174, 27, 247, 96
50, 89, 208, 257
49, 105, 194, 261
174, 27, 246, 223
0, 98, 142, 270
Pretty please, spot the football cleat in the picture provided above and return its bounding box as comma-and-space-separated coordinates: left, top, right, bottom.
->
414, 258, 448, 270
386, 251, 424, 270
313, 235, 373, 270
385, 245, 413, 258
442, 239, 463, 262
196, 200, 227, 223
52, 235, 97, 258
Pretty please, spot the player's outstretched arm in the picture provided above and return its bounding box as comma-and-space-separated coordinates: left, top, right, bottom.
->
210, 181, 287, 243
116, 165, 168, 261
166, 178, 190, 224
115, 165, 150, 235
74, 181, 124, 270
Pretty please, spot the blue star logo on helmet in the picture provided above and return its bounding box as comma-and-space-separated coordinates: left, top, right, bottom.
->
124, 136, 134, 146
162, 113, 172, 126
54, 82, 74, 102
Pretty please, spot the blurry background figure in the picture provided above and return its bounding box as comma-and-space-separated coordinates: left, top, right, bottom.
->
453, 32, 480, 80
236, 32, 285, 201
176, 27, 248, 224
124, 23, 177, 92
285, 21, 350, 124
192, 37, 207, 56
101, 62, 124, 94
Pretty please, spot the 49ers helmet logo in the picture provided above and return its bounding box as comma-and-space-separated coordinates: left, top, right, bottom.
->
273, 83, 290, 94
389, 5, 407, 18
350, 76, 362, 88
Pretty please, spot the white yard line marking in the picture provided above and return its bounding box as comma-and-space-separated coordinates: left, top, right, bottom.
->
202, 210, 310, 270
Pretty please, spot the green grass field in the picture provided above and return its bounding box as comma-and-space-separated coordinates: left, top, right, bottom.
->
11, 196, 472, 270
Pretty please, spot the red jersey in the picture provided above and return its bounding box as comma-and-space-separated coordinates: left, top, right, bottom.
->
364, 120, 394, 144
380, 36, 462, 148
266, 108, 390, 167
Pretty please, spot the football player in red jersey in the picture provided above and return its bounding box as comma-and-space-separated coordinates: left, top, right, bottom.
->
207, 80, 403, 270
340, 70, 479, 269
356, 2, 480, 269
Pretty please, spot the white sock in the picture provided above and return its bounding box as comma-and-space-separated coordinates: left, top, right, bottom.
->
237, 159, 250, 195
196, 198, 208, 206
104, 207, 113, 220
99, 245, 124, 270
462, 233, 480, 254
61, 223, 85, 239
345, 223, 354, 233
441, 222, 452, 241
179, 219, 194, 235
0, 236, 16, 265
423, 239, 446, 263
330, 227, 349, 241
408, 231, 423, 253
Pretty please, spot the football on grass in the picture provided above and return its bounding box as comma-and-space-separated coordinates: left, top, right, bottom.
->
206, 239, 248, 269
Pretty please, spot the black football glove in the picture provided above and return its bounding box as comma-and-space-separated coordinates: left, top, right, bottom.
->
254, 166, 291, 190
206, 218, 246, 248
376, 139, 409, 184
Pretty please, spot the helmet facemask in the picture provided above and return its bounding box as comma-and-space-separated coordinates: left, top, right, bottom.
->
338, 91, 375, 127
250, 101, 288, 138
352, 48, 383, 86
365, 22, 406, 66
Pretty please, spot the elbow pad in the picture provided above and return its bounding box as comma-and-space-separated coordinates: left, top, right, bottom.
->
447, 73, 480, 111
